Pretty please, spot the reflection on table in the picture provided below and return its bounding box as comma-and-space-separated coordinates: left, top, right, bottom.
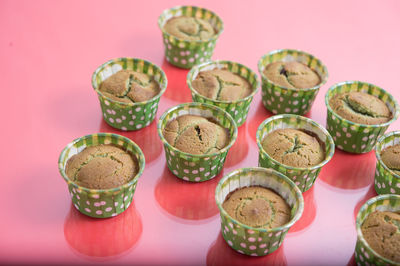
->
224, 124, 249, 167
154, 166, 224, 221
289, 186, 316, 233
64, 201, 142, 259
319, 149, 376, 189
99, 117, 162, 163
207, 232, 287, 266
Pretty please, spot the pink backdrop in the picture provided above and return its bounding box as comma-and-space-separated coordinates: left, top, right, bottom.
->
1, 0, 400, 264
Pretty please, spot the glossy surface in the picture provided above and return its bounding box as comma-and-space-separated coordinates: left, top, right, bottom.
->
1, 0, 400, 264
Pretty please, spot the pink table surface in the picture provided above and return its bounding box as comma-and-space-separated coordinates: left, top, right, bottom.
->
1, 0, 400, 265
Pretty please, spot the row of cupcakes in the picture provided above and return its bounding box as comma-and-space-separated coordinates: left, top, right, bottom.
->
58, 5, 400, 264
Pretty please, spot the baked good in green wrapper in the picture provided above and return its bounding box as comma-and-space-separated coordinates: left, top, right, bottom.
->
222, 186, 291, 229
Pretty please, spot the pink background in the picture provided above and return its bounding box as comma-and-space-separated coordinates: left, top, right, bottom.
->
1, 0, 400, 264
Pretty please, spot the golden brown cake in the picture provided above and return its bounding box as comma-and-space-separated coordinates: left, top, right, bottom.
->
163, 16, 215, 41
99, 69, 160, 103
381, 144, 400, 175
361, 210, 400, 262
163, 115, 229, 155
191, 69, 252, 101
263, 61, 321, 89
329, 91, 392, 125
261, 128, 324, 168
222, 186, 291, 229
65, 144, 138, 189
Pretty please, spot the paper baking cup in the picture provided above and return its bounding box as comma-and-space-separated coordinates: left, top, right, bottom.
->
325, 81, 399, 153
374, 131, 400, 195
187, 60, 259, 126
158, 6, 224, 69
157, 102, 237, 182
92, 58, 167, 131
256, 114, 335, 192
258, 49, 328, 115
58, 133, 145, 218
215, 167, 304, 256
355, 194, 400, 265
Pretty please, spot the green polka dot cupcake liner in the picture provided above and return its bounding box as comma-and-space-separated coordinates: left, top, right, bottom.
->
325, 81, 399, 153
157, 102, 238, 182
256, 114, 335, 193
158, 6, 224, 69
58, 133, 145, 218
258, 49, 328, 115
355, 194, 400, 265
374, 131, 400, 195
187, 60, 259, 126
92, 58, 167, 131
215, 167, 304, 256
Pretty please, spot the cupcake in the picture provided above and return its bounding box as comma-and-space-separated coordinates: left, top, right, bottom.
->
157, 102, 237, 182
261, 129, 325, 168
258, 49, 328, 115
256, 114, 335, 192
215, 167, 304, 256
325, 81, 399, 153
58, 133, 145, 218
355, 194, 400, 265
187, 60, 259, 126
158, 6, 224, 69
92, 58, 167, 131
375, 131, 400, 195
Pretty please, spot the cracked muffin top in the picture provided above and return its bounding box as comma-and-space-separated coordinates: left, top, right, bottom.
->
163, 115, 230, 155
191, 69, 252, 101
222, 186, 291, 229
329, 91, 392, 125
361, 210, 400, 263
99, 69, 160, 103
381, 144, 400, 175
261, 128, 324, 168
65, 144, 138, 189
263, 61, 321, 89
163, 16, 215, 41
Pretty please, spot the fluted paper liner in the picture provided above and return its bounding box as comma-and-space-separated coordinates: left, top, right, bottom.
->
355, 194, 400, 265
187, 60, 259, 126
375, 131, 400, 195
157, 102, 237, 182
256, 114, 335, 192
325, 81, 399, 153
258, 49, 328, 115
58, 133, 145, 218
158, 6, 224, 69
92, 58, 167, 131
215, 167, 304, 256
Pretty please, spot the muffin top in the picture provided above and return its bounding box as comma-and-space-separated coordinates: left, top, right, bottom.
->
263, 61, 321, 89
99, 69, 160, 103
361, 210, 400, 263
261, 128, 325, 168
191, 69, 253, 101
65, 144, 138, 189
222, 186, 291, 229
163, 115, 230, 155
329, 91, 392, 125
381, 144, 400, 175
163, 16, 215, 41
